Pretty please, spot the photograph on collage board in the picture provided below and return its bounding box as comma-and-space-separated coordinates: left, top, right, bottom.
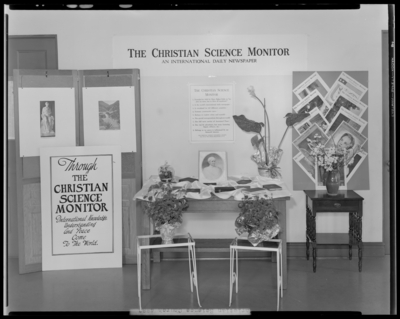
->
292, 71, 369, 190
325, 72, 368, 105
292, 90, 331, 116
293, 72, 330, 101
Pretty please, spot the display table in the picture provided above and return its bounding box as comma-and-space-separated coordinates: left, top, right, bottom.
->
137, 192, 290, 290
304, 190, 364, 272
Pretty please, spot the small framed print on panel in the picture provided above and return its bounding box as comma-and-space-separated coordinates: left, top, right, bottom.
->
198, 151, 228, 184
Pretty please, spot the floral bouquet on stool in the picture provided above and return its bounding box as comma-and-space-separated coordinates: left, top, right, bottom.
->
234, 196, 280, 246
143, 182, 189, 244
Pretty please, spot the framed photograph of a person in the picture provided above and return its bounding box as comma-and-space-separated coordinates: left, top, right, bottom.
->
40, 101, 55, 137
199, 151, 227, 184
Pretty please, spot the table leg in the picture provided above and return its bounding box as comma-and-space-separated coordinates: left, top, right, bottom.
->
276, 200, 287, 290
312, 245, 317, 273
349, 212, 353, 260
306, 202, 316, 272
355, 211, 363, 272
140, 212, 151, 290
306, 204, 311, 260
309, 208, 317, 273
142, 247, 151, 290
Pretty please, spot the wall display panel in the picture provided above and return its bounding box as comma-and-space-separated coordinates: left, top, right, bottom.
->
40, 145, 122, 271
82, 86, 136, 152
18, 87, 76, 157
292, 71, 369, 190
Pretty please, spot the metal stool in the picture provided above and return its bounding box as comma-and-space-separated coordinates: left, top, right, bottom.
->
229, 237, 283, 311
137, 233, 201, 311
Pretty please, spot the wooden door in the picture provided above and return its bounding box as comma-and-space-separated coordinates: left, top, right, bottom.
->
8, 35, 58, 259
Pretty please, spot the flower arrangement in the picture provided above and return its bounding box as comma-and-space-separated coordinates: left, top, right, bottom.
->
307, 133, 355, 172
143, 182, 189, 231
233, 86, 310, 178
234, 195, 280, 246
158, 161, 175, 182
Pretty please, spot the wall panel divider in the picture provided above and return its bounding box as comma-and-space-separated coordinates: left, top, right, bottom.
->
14, 68, 142, 274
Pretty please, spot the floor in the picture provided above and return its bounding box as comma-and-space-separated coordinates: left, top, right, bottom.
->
6, 256, 391, 315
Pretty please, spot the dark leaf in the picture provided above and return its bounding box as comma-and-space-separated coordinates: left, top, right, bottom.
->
284, 112, 310, 127
233, 115, 264, 134
251, 135, 264, 147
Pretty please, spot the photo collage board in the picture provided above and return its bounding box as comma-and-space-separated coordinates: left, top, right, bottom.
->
292, 71, 369, 190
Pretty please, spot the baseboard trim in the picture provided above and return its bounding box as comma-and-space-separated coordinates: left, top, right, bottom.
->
287, 242, 386, 257
154, 242, 385, 261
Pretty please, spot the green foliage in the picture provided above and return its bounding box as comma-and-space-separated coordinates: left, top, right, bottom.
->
143, 189, 189, 228
233, 115, 264, 134
236, 197, 279, 233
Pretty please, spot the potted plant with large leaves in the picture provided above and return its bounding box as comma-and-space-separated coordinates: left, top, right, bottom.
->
143, 182, 189, 244
234, 195, 280, 246
233, 86, 310, 178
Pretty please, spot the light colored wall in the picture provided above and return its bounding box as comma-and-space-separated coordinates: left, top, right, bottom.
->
7, 6, 388, 242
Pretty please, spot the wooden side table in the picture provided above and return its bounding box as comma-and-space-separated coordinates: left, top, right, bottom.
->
304, 190, 364, 272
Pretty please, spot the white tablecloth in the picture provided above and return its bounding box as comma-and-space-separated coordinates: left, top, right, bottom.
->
133, 175, 291, 201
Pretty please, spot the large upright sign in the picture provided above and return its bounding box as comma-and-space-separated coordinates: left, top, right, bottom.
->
40, 146, 122, 270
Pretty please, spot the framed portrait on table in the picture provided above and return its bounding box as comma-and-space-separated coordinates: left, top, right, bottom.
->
198, 151, 228, 184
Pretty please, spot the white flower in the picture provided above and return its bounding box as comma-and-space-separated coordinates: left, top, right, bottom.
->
247, 86, 256, 98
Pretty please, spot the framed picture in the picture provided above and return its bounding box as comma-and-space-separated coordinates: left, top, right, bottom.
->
198, 151, 228, 184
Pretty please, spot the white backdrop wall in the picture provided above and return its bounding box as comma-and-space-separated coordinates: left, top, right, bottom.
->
7, 6, 388, 242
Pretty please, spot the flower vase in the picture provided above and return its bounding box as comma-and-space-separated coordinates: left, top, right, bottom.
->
325, 169, 340, 196
159, 171, 173, 183
257, 147, 283, 179
158, 222, 181, 244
